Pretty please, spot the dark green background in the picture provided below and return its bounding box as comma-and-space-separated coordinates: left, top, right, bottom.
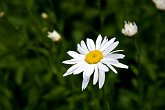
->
0, 0, 165, 110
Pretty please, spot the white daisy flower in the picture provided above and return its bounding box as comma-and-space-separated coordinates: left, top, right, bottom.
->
62, 35, 128, 91
121, 21, 138, 37
48, 30, 61, 42
152, 0, 165, 10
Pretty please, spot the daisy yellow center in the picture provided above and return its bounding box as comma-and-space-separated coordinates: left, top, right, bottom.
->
85, 50, 103, 64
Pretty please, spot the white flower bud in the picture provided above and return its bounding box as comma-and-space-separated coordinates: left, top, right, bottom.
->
48, 30, 61, 42
0, 11, 5, 18
41, 12, 48, 19
152, 0, 165, 10
121, 21, 138, 37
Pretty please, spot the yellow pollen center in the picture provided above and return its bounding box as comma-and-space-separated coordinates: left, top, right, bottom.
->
85, 50, 103, 64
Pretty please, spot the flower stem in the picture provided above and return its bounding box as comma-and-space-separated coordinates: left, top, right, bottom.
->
100, 89, 111, 110
134, 38, 140, 68
134, 38, 143, 108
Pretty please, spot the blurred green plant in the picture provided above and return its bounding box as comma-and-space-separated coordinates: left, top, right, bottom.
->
0, 0, 165, 110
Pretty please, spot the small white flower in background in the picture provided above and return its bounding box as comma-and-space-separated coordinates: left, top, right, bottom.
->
48, 30, 61, 42
41, 12, 48, 19
152, 0, 165, 10
121, 21, 138, 37
0, 11, 5, 18
62, 34, 128, 91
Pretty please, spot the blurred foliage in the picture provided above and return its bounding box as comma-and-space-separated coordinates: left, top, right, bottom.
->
0, 0, 165, 110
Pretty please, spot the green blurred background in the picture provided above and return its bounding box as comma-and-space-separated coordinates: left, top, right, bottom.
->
0, 0, 165, 110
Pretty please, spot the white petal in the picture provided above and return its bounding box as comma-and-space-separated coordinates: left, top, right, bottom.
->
73, 63, 86, 74
121, 29, 126, 35
89, 39, 96, 50
82, 77, 90, 91
99, 70, 105, 89
100, 37, 116, 51
103, 41, 119, 55
63, 63, 82, 76
100, 37, 108, 49
109, 65, 117, 74
105, 53, 125, 60
77, 44, 86, 54
101, 58, 119, 63
93, 65, 98, 85
80, 40, 89, 53
112, 63, 128, 69
110, 50, 124, 54
103, 62, 118, 74
96, 34, 102, 50
86, 38, 95, 51
97, 62, 109, 72
62, 59, 82, 64
83, 64, 95, 78
67, 51, 84, 59
63, 71, 72, 76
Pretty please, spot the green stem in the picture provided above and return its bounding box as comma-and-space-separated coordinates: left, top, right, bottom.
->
134, 38, 143, 108
134, 38, 140, 67
100, 89, 111, 110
